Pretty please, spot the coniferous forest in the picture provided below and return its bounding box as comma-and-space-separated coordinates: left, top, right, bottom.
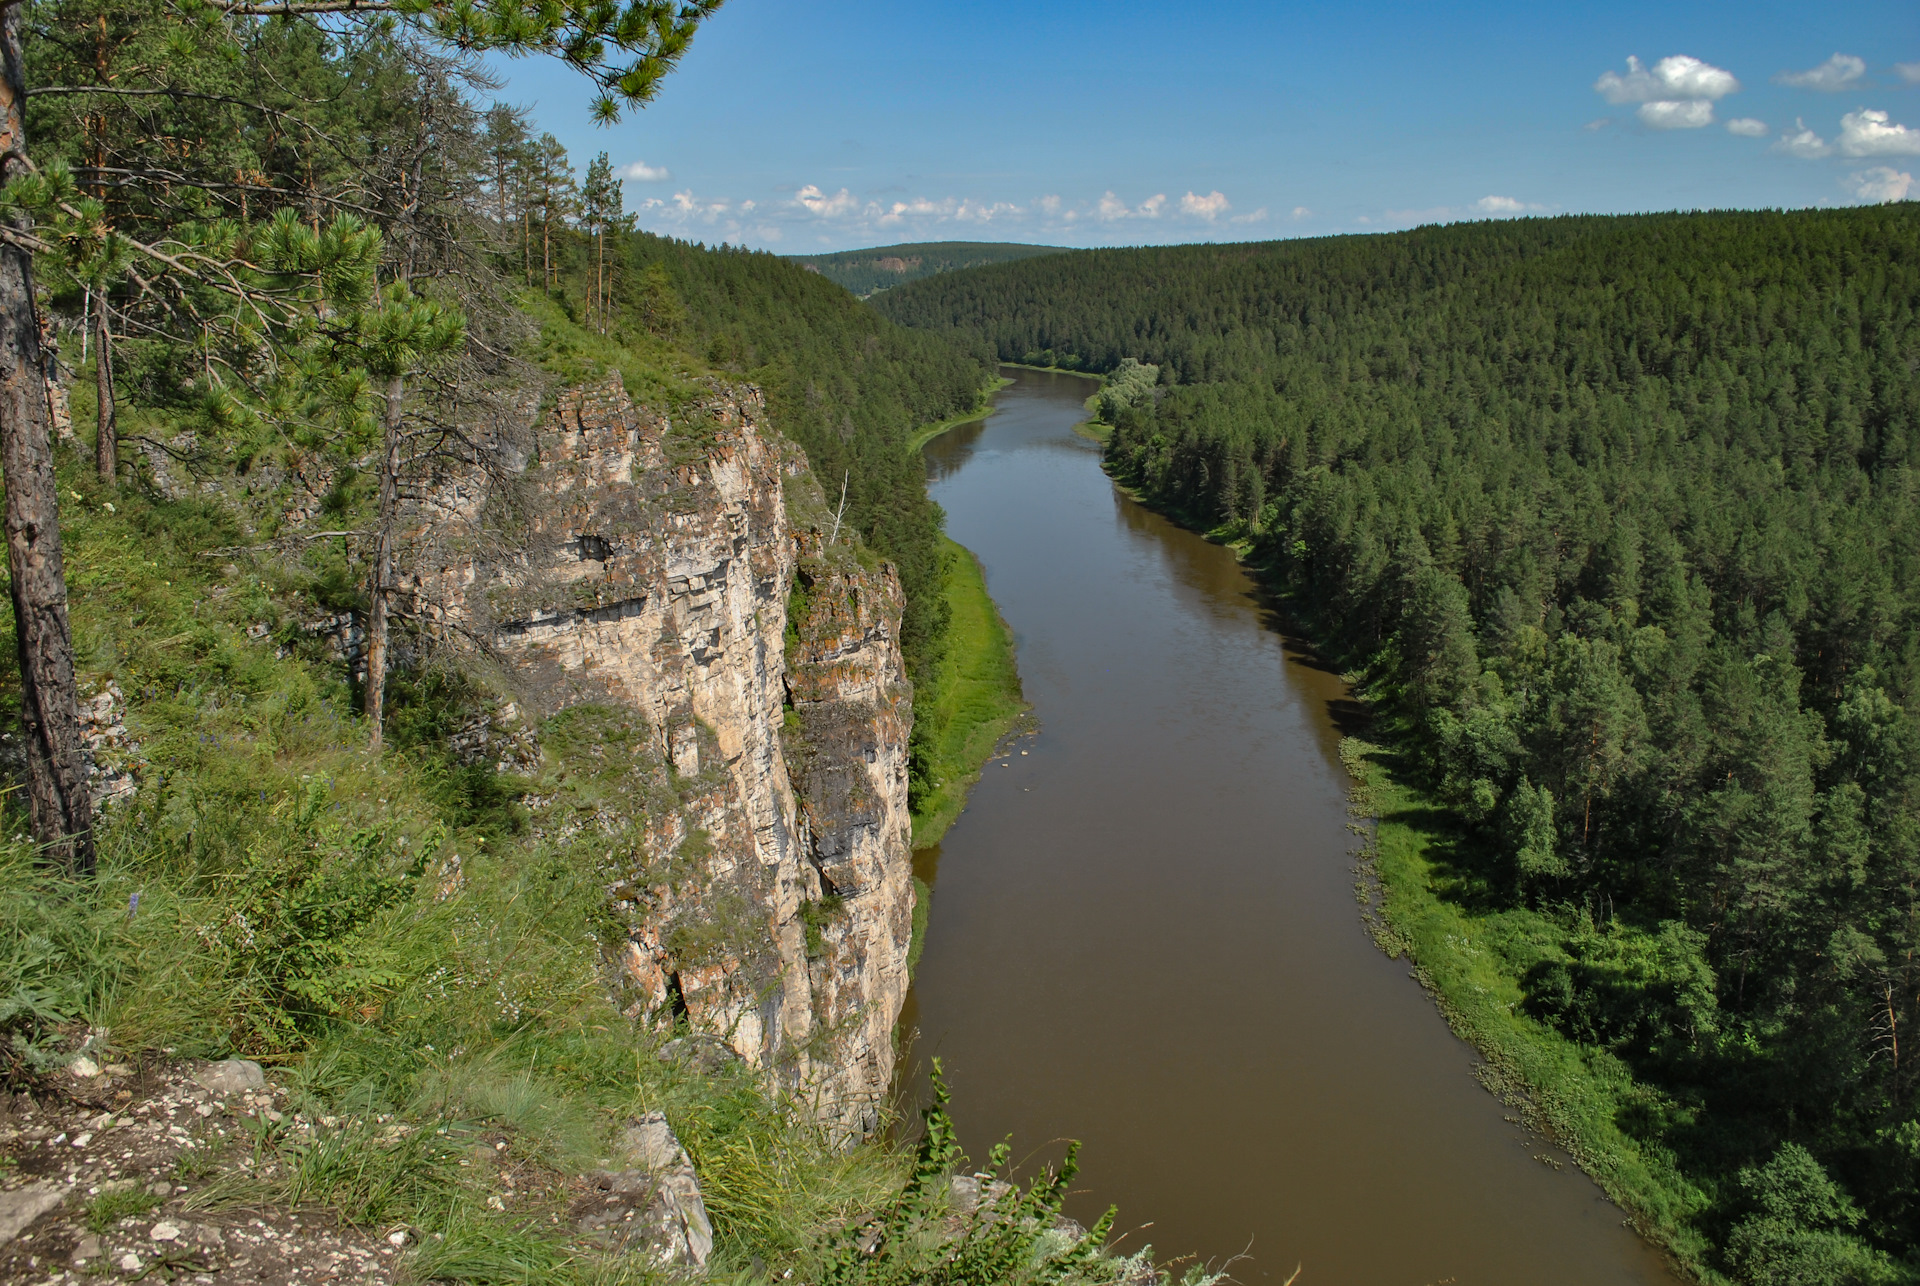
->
876, 207, 1920, 1282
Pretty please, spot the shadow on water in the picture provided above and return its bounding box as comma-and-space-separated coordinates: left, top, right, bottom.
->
897, 367, 1686, 1286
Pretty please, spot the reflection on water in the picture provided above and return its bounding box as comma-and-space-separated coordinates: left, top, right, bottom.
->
900, 368, 1684, 1286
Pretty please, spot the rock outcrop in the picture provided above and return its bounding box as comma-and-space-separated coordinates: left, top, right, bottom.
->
416, 374, 913, 1137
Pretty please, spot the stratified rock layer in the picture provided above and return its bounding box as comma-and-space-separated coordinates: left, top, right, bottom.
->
418, 374, 912, 1135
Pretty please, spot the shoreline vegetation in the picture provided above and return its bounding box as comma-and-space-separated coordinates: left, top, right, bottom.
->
904, 377, 1012, 453
908, 535, 1029, 851
1340, 739, 1711, 1278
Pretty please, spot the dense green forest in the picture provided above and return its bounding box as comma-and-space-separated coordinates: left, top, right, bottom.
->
877, 208, 1920, 1284
789, 242, 1067, 298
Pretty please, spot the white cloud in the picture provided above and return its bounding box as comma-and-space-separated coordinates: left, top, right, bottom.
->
1725, 117, 1768, 137
1838, 109, 1920, 156
1899, 63, 1920, 85
1230, 207, 1269, 224
1595, 55, 1740, 104
1179, 190, 1231, 221
1474, 195, 1526, 213
619, 160, 671, 182
1848, 166, 1914, 203
1639, 99, 1716, 129
1290, 206, 1312, 220
795, 185, 861, 217
1776, 119, 1833, 158
1093, 191, 1172, 221
1776, 54, 1866, 91
1584, 117, 1612, 131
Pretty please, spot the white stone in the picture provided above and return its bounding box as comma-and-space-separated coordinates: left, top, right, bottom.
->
192, 1059, 264, 1095
149, 1222, 180, 1242
67, 1056, 100, 1079
0, 1182, 67, 1245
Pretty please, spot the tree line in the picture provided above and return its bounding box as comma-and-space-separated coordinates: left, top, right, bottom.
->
875, 207, 1920, 1284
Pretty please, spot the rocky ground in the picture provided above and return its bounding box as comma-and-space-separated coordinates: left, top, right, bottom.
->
0, 1058, 402, 1284
0, 1057, 711, 1285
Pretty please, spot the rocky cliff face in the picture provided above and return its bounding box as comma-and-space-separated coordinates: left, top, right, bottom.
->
416, 375, 913, 1136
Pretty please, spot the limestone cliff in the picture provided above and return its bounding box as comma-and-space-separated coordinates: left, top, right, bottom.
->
416, 374, 913, 1136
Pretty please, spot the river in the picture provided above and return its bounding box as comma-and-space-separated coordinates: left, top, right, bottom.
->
899, 367, 1685, 1285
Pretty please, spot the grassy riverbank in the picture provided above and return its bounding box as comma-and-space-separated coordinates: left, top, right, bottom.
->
1341, 739, 1713, 1280
905, 378, 1011, 452
909, 536, 1027, 849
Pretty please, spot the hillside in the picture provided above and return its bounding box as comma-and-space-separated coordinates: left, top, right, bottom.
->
875, 207, 1920, 1283
0, 4, 1170, 1279
788, 242, 1070, 298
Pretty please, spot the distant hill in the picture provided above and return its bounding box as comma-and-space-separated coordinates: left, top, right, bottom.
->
788, 241, 1069, 297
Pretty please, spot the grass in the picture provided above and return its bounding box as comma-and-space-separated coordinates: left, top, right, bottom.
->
86, 1186, 165, 1232
1343, 737, 1715, 1281
909, 537, 1027, 850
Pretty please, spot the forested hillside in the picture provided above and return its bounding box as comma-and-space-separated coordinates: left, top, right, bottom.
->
789, 242, 1067, 298
877, 208, 1920, 1283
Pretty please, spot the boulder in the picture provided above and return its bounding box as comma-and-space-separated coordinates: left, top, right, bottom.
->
574, 1111, 713, 1272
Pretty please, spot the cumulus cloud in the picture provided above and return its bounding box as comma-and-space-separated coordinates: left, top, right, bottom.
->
1725, 117, 1768, 137
1474, 195, 1527, 213
1230, 207, 1269, 224
1179, 190, 1231, 220
1848, 166, 1914, 203
795, 185, 860, 217
1776, 53, 1866, 91
1291, 206, 1312, 220
1595, 55, 1740, 104
1775, 120, 1833, 158
1899, 63, 1920, 85
1838, 109, 1920, 156
1639, 99, 1717, 129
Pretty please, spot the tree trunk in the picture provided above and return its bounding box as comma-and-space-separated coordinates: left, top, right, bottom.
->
364, 374, 401, 752
0, 0, 94, 874
93, 302, 114, 481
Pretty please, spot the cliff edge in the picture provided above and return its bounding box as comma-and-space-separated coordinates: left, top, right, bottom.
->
417, 373, 913, 1137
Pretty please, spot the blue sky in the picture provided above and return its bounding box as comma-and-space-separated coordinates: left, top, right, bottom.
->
490, 0, 1920, 252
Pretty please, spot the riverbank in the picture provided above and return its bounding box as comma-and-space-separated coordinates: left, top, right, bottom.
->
1340, 739, 1711, 1280
907, 535, 1027, 850
1089, 418, 1708, 1282
905, 377, 1013, 452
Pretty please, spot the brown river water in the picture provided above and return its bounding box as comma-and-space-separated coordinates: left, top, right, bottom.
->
898, 367, 1686, 1286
